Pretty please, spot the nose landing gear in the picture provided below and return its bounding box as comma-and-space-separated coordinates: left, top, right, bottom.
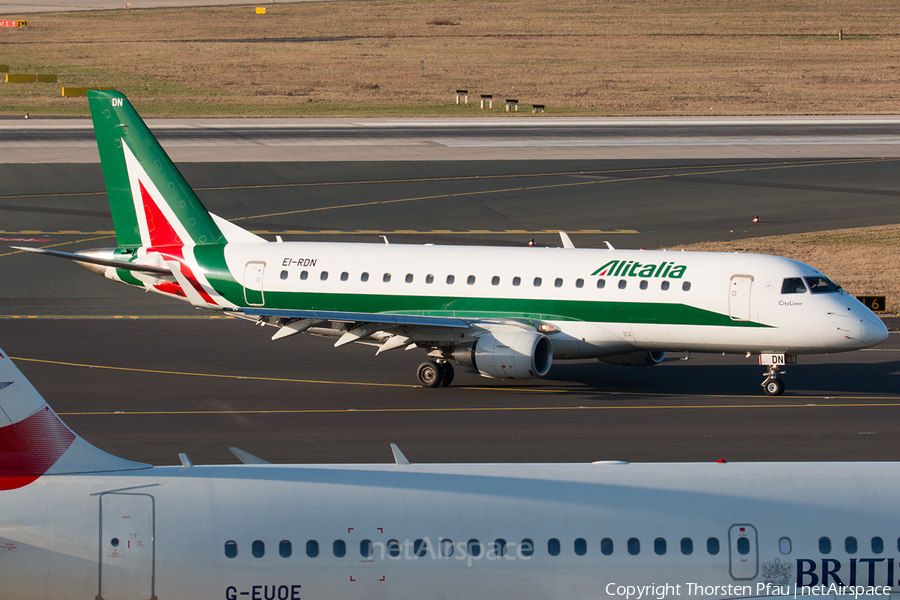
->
759, 354, 796, 396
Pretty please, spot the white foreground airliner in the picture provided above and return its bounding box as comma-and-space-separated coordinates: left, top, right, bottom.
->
15, 92, 888, 394
0, 346, 898, 600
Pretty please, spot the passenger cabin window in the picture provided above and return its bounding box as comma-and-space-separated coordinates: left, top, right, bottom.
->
441, 539, 454, 557
252, 540, 265, 558
845, 537, 857, 554
360, 272, 369, 282
601, 538, 613, 556
279, 270, 288, 280
819, 537, 831, 554
872, 537, 884, 554
681, 538, 693, 555
334, 540, 346, 557
576, 278, 584, 288
555, 278, 563, 288
300, 271, 309, 280
405, 273, 414, 283
279, 540, 292, 558
574, 538, 587, 556
597, 279, 606, 289
320, 271, 328, 281
520, 539, 534, 557
779, 537, 792, 555
655, 538, 667, 555
383, 273, 391, 283
468, 539, 482, 557
467, 275, 476, 285
306, 540, 319, 557
492, 276, 500, 286
661, 281, 670, 291
361, 540, 373, 558
225, 541, 238, 558
548, 538, 561, 556
340, 271, 349, 281
447, 275, 455, 285
618, 280, 627, 290
805, 276, 841, 294
782, 278, 807, 294
414, 539, 428, 558
426, 274, 434, 284
493, 539, 507, 558
628, 538, 640, 555
513, 276, 521, 287
534, 277, 542, 287
682, 281, 692, 291
640, 280, 649, 290
707, 538, 720, 555
387, 540, 401, 557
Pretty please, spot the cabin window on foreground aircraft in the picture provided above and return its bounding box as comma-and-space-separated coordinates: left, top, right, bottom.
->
361, 540, 373, 558
361, 272, 369, 282
548, 538, 561, 556
492, 276, 500, 286
468, 275, 476, 285
280, 540, 292, 558
513, 276, 521, 286
387, 540, 401, 557
682, 281, 692, 291
779, 537, 791, 555
521, 539, 534, 557
534, 277, 542, 287
334, 540, 346, 557
576, 278, 584, 288
341, 272, 349, 281
414, 539, 428, 557
597, 279, 606, 289
280, 270, 288, 280
574, 538, 587, 556
468, 539, 482, 557
819, 537, 832, 554
252, 540, 265, 558
447, 275, 455, 284
707, 538, 720, 555
873, 537, 884, 554
846, 537, 858, 554
602, 538, 614, 556
306, 540, 319, 558
555, 278, 564, 288
805, 276, 841, 294
426, 274, 434, 284
681, 538, 693, 555
628, 538, 641, 555
493, 539, 507, 557
661, 281, 670, 291
383, 273, 392, 283
321, 271, 329, 281
782, 278, 807, 294
300, 271, 308, 280
225, 541, 238, 558
406, 274, 414, 283
441, 539, 454, 557
655, 538, 667, 555
640, 280, 649, 290
618, 280, 627, 290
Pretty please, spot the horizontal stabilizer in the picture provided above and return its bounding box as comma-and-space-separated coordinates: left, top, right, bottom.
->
240, 307, 469, 329
13, 246, 172, 275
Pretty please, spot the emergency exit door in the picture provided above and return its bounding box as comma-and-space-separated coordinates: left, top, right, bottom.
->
728, 523, 758, 580
99, 493, 156, 600
243, 262, 265, 306
729, 275, 753, 322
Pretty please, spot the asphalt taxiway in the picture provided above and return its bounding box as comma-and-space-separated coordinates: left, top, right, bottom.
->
1, 153, 899, 466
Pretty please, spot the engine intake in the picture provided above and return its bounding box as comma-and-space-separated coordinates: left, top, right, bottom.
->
598, 351, 666, 367
453, 331, 553, 379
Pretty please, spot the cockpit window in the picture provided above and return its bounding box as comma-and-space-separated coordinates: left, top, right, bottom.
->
805, 276, 841, 294
781, 278, 807, 294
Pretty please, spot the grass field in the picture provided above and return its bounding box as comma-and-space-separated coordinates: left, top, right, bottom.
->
667, 223, 900, 315
1, 0, 899, 116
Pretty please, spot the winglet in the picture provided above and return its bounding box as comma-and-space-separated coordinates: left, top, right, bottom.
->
229, 447, 271, 465
390, 443, 410, 466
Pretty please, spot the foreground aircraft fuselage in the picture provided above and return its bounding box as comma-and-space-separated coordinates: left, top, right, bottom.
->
0, 349, 898, 600
15, 91, 888, 394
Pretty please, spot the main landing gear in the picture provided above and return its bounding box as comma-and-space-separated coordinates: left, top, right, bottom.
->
417, 360, 454, 388
759, 353, 796, 396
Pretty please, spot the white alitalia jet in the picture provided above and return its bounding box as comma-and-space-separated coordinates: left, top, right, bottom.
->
1, 345, 899, 600
15, 91, 888, 394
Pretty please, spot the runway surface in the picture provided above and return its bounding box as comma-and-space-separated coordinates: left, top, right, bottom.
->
1, 153, 899, 466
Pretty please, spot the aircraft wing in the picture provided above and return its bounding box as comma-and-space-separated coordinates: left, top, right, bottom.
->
239, 307, 469, 329
12, 246, 172, 275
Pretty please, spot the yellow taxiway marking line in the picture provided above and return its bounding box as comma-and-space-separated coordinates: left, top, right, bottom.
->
11, 357, 900, 411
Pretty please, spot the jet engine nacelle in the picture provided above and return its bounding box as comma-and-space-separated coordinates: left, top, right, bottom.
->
453, 330, 553, 379
598, 350, 666, 367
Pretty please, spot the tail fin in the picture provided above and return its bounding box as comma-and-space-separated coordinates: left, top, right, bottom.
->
0, 348, 148, 490
88, 90, 238, 249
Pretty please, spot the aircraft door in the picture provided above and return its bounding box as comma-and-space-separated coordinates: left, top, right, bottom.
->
99, 493, 156, 600
243, 261, 265, 306
728, 523, 758, 580
729, 275, 753, 321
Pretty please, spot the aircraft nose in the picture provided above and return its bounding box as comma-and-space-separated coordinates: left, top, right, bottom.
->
861, 316, 889, 346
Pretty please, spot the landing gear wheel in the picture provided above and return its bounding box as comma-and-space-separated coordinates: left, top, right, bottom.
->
417, 361, 443, 388
440, 361, 454, 387
763, 378, 785, 396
